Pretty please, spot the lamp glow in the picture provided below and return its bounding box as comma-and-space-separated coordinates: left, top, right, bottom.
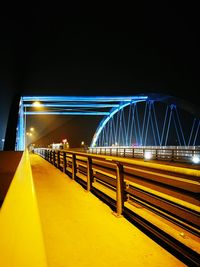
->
192, 156, 200, 164
144, 151, 152, 160
32, 101, 41, 107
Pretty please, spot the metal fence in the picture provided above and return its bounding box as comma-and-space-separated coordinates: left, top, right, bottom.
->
88, 146, 200, 164
34, 147, 200, 266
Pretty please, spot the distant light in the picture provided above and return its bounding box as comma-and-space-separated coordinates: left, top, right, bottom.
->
30, 127, 34, 132
32, 101, 41, 107
81, 141, 85, 146
144, 151, 152, 160
192, 156, 200, 164
62, 139, 67, 143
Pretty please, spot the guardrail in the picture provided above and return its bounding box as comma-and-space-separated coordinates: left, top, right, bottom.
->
0, 150, 47, 267
34, 147, 200, 266
88, 146, 200, 164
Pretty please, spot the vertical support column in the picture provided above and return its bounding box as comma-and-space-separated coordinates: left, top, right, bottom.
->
63, 151, 66, 173
72, 154, 76, 180
114, 162, 124, 217
87, 157, 93, 191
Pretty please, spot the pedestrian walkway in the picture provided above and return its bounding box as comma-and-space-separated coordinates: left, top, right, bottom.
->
30, 154, 186, 267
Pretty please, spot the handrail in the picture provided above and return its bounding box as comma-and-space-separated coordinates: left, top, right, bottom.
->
88, 146, 200, 164
42, 148, 200, 177
0, 150, 47, 267
35, 148, 200, 265
35, 147, 200, 212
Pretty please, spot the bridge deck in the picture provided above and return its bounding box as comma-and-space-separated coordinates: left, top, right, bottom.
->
30, 154, 186, 267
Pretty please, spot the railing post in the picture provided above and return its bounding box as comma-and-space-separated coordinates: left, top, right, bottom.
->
48, 150, 50, 162
63, 151, 66, 173
57, 150, 60, 169
44, 149, 47, 160
114, 162, 124, 217
72, 153, 76, 180
87, 156, 93, 191
171, 149, 175, 161
53, 150, 56, 166
49, 150, 52, 163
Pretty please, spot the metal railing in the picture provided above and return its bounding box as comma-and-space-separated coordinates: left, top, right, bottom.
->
34, 148, 200, 266
88, 146, 200, 164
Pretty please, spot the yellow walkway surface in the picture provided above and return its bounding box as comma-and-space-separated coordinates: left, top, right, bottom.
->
30, 154, 186, 267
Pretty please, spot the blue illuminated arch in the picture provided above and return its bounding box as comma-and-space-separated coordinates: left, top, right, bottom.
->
90, 99, 147, 147
16, 94, 199, 150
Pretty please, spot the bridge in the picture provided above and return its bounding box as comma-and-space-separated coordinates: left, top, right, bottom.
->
0, 94, 200, 266
3, 94, 200, 150
0, 148, 199, 266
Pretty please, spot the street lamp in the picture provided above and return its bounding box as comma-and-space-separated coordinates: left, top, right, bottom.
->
81, 141, 85, 151
26, 127, 35, 147
32, 101, 41, 107
81, 141, 85, 146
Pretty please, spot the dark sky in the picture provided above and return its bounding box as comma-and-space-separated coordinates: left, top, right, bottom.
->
0, 2, 199, 146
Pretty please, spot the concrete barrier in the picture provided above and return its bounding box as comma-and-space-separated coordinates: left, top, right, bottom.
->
0, 150, 47, 267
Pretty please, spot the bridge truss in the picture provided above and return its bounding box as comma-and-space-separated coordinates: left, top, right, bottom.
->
16, 95, 200, 150
92, 100, 200, 147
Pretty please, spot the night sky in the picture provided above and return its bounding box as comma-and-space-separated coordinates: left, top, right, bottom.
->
0, 2, 199, 147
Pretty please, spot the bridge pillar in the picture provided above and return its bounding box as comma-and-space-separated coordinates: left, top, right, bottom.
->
4, 94, 21, 151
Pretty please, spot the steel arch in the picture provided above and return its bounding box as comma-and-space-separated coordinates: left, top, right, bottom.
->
91, 96, 200, 147
90, 99, 147, 147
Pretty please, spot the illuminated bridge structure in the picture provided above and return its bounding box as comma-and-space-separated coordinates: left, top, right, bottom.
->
1, 94, 200, 266
15, 94, 200, 151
